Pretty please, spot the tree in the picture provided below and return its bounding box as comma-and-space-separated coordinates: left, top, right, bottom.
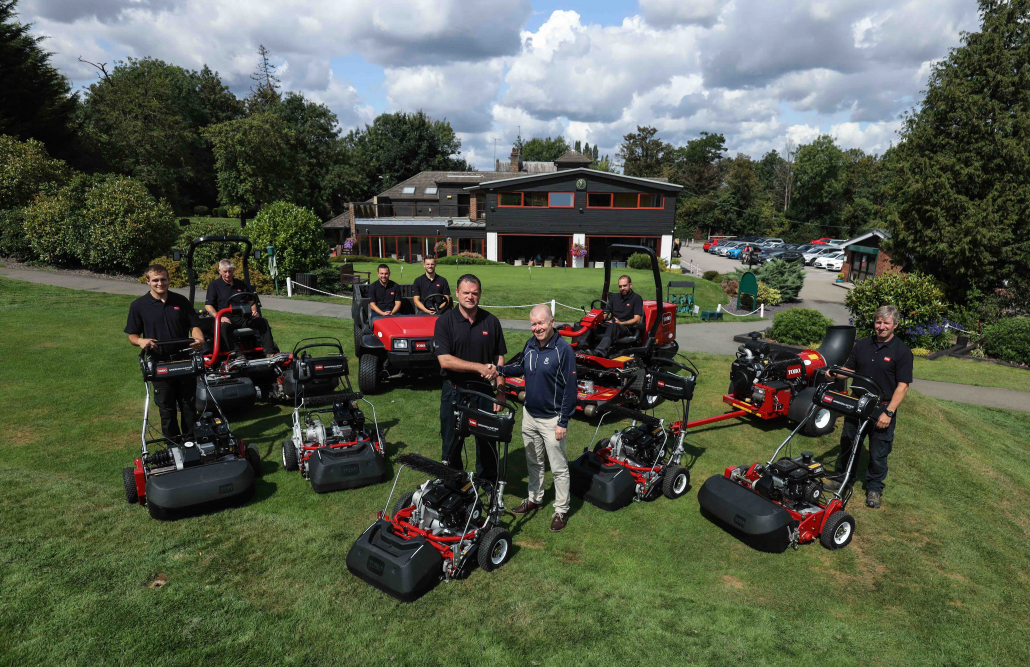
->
0, 134, 70, 209
521, 135, 570, 162
617, 126, 671, 177
667, 131, 727, 196
273, 91, 349, 219
247, 44, 281, 113
774, 140, 797, 214
247, 201, 329, 279
886, 0, 1030, 301
0, 1, 78, 159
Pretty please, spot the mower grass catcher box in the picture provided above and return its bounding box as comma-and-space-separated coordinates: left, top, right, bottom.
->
306, 441, 386, 493
197, 375, 257, 412
145, 458, 255, 509
569, 451, 638, 511
346, 519, 444, 602
696, 474, 795, 552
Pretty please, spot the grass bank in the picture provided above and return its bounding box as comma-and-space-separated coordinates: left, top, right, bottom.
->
913, 356, 1029, 393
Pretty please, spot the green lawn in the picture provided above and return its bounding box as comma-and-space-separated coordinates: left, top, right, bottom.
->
293, 262, 764, 324
1, 276, 1028, 665
913, 356, 1029, 393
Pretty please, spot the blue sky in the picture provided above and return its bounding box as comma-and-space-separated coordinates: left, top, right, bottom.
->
22, 0, 980, 169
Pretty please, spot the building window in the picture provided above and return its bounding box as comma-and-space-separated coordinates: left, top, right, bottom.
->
587, 193, 612, 208
586, 192, 664, 209
424, 187, 438, 195
613, 193, 638, 208
549, 192, 575, 208
499, 192, 522, 206
524, 192, 547, 207
639, 193, 663, 208
401, 186, 416, 194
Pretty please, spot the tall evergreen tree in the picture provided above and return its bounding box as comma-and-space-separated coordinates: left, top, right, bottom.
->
617, 126, 671, 177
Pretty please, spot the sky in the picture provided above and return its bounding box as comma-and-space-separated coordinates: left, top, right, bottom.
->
19, 0, 982, 170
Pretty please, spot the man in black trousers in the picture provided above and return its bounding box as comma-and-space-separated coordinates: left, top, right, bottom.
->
204, 258, 278, 355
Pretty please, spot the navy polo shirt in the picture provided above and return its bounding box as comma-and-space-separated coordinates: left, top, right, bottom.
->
844, 335, 914, 404
433, 306, 507, 385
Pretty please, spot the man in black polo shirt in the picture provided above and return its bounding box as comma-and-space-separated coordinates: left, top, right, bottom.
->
434, 273, 507, 481
204, 258, 278, 355
367, 264, 401, 320
593, 274, 644, 357
827, 304, 913, 509
125, 264, 205, 439
412, 256, 450, 314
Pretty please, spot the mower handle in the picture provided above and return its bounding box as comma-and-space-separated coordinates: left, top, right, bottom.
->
148, 338, 197, 348
823, 366, 883, 402
455, 387, 518, 418
292, 336, 345, 357
303, 392, 362, 408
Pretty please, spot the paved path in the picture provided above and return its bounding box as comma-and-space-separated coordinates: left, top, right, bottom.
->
909, 378, 1029, 413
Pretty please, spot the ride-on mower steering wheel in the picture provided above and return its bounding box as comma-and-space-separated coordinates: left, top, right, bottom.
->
590, 299, 613, 319
423, 293, 449, 314
228, 291, 260, 315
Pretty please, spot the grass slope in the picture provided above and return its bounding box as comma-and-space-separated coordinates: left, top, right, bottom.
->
913, 356, 1029, 393
1, 276, 1027, 666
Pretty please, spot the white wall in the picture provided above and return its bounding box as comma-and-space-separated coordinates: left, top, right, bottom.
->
659, 234, 673, 265
486, 232, 498, 262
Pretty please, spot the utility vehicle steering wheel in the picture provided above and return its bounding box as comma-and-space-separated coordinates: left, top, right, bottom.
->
590, 299, 613, 319
423, 293, 450, 314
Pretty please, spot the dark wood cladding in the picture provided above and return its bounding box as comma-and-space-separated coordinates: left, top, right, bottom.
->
482, 173, 676, 236
354, 223, 484, 239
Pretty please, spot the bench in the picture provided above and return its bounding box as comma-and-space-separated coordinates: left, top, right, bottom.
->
700, 310, 722, 322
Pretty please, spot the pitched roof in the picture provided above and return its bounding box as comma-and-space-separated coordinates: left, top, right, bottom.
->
840, 229, 891, 247
322, 212, 350, 229
554, 150, 592, 164
463, 167, 682, 191
378, 171, 518, 199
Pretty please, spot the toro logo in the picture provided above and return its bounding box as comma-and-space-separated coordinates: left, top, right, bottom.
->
367, 556, 385, 576
786, 366, 802, 377
482, 330, 489, 336
414, 341, 428, 351
156, 366, 168, 375
469, 418, 478, 427
823, 395, 834, 403
662, 313, 672, 325
883, 356, 891, 362
657, 380, 666, 388
314, 364, 324, 371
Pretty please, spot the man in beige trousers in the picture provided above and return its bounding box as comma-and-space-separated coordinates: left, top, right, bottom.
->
491, 305, 578, 532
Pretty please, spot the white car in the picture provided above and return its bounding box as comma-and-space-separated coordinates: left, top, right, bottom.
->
813, 252, 845, 269
763, 238, 785, 247
715, 241, 741, 256
804, 246, 841, 265
825, 257, 845, 272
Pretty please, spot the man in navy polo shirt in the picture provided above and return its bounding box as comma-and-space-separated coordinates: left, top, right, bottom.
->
125, 264, 205, 439
367, 264, 401, 320
826, 304, 913, 509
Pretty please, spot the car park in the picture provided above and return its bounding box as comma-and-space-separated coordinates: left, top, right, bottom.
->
762, 238, 785, 247
726, 246, 745, 259
759, 248, 805, 264
825, 256, 845, 272
803, 246, 842, 265
715, 241, 741, 256
809, 237, 833, 245
813, 252, 845, 269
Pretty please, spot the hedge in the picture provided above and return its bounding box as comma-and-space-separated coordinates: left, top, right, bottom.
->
0, 208, 33, 260
22, 187, 85, 265
80, 175, 178, 273
981, 317, 1030, 365
844, 272, 948, 345
0, 134, 71, 210
767, 308, 834, 347
247, 201, 329, 280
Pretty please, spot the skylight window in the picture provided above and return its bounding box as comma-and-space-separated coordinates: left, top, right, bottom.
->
425, 187, 438, 194
401, 186, 415, 194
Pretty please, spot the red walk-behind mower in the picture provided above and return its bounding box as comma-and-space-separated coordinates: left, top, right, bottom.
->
697, 367, 885, 552
280, 337, 387, 493
347, 387, 517, 602
504, 244, 678, 417
569, 356, 699, 510
352, 287, 450, 394
123, 339, 262, 520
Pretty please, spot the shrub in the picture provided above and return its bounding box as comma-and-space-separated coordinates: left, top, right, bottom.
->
138, 256, 188, 288
247, 201, 329, 280
193, 205, 210, 217
330, 255, 402, 265
844, 272, 947, 343
981, 317, 1030, 365
435, 255, 500, 266
0, 135, 71, 209
767, 308, 834, 346
911, 347, 931, 357
174, 219, 244, 274
756, 281, 781, 306
211, 207, 223, 217
730, 260, 805, 302
627, 252, 651, 270
80, 175, 178, 273
225, 205, 242, 218
22, 187, 87, 265
903, 319, 958, 351
0, 208, 34, 260
311, 265, 344, 295
199, 253, 274, 294
702, 270, 719, 282
722, 280, 738, 297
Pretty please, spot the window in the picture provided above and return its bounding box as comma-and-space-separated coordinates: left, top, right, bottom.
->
424, 187, 438, 195
613, 193, 638, 208
524, 192, 547, 207
587, 193, 612, 208
401, 186, 415, 194
639, 193, 663, 208
499, 192, 522, 206
549, 192, 575, 207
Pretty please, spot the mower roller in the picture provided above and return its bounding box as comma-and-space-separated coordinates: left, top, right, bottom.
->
123, 339, 261, 520
347, 387, 517, 602
697, 367, 883, 552
569, 356, 698, 510
280, 337, 387, 493
504, 244, 677, 417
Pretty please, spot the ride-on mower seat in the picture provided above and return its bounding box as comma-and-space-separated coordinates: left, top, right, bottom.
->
615, 329, 642, 345
233, 327, 256, 338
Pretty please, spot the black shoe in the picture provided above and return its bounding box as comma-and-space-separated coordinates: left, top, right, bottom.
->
866, 491, 881, 509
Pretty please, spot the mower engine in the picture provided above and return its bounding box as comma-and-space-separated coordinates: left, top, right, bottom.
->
741, 451, 826, 509
730, 335, 823, 400
143, 416, 236, 474
608, 422, 666, 467
408, 479, 485, 537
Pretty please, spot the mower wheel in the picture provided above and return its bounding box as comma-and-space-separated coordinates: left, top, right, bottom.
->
358, 354, 383, 395
478, 526, 513, 572
281, 438, 299, 472
820, 511, 855, 550
246, 444, 263, 477
662, 465, 690, 499
803, 407, 838, 437
122, 467, 138, 504
392, 490, 415, 518
592, 438, 610, 454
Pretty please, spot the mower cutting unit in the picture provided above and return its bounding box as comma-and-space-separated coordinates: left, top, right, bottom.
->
504, 244, 677, 417
280, 337, 386, 493
352, 288, 450, 395
347, 388, 516, 602
570, 357, 699, 511
123, 339, 262, 520
697, 367, 883, 552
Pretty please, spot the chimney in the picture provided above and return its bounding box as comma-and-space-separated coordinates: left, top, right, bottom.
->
509, 146, 521, 173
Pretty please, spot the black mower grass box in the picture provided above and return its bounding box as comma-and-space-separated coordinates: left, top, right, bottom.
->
346, 519, 444, 602
307, 441, 386, 493
569, 451, 637, 511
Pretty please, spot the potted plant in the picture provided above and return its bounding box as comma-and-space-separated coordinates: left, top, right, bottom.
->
836, 271, 846, 283
342, 238, 355, 255
434, 240, 448, 258
571, 243, 587, 268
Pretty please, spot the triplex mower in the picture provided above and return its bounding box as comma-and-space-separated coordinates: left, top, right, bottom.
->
569, 356, 699, 511
347, 387, 517, 602
280, 337, 387, 493
123, 339, 262, 520
697, 367, 884, 552
504, 244, 678, 417
352, 286, 450, 395
184, 235, 293, 412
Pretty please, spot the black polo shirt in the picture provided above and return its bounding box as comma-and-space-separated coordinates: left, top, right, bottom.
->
844, 335, 914, 403
413, 273, 450, 304
205, 277, 257, 313
367, 279, 399, 313
125, 291, 199, 359
609, 291, 644, 323
433, 306, 507, 385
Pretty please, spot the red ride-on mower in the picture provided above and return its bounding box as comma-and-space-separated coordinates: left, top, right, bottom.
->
346, 387, 517, 602
569, 356, 699, 510
504, 244, 678, 417
697, 367, 884, 552
122, 339, 262, 520
352, 287, 450, 395
280, 337, 387, 493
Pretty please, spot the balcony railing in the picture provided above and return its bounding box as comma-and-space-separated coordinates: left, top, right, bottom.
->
350, 202, 480, 220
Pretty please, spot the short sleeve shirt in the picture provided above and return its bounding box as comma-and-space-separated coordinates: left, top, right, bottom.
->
367, 280, 399, 313
125, 291, 199, 359
205, 278, 256, 312
433, 306, 507, 385
413, 273, 450, 305
844, 335, 914, 404
609, 291, 644, 323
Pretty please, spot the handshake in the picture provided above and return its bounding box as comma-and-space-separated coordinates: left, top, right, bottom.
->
480, 363, 499, 380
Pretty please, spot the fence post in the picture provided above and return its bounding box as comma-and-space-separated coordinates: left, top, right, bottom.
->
551, 298, 556, 315
716, 304, 722, 313
287, 277, 293, 297
760, 304, 764, 318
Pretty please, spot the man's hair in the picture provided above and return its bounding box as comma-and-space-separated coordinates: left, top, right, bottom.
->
144, 264, 168, 280
423, 255, 436, 263
618, 275, 632, 284
218, 259, 234, 270
378, 263, 390, 271
874, 304, 900, 324
457, 273, 481, 291
529, 304, 553, 321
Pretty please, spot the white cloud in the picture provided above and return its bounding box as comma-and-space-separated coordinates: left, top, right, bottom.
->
638, 0, 729, 28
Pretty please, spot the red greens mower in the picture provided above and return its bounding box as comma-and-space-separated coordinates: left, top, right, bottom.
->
280, 337, 387, 493
697, 367, 883, 552
346, 387, 516, 602
123, 339, 262, 520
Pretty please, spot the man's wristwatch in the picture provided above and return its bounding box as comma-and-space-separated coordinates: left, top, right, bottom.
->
884, 409, 895, 418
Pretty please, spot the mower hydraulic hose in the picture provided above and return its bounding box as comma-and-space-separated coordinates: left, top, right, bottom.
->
558, 324, 590, 338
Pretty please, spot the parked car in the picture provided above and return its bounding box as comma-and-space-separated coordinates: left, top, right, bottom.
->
704, 239, 730, 252
760, 248, 806, 264
825, 256, 845, 272
763, 238, 785, 247
726, 246, 745, 259
715, 241, 742, 256
813, 252, 845, 269
803, 246, 842, 265
809, 237, 833, 245
827, 239, 848, 246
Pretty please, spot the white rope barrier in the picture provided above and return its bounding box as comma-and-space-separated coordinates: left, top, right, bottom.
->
287, 279, 353, 299
716, 303, 765, 318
